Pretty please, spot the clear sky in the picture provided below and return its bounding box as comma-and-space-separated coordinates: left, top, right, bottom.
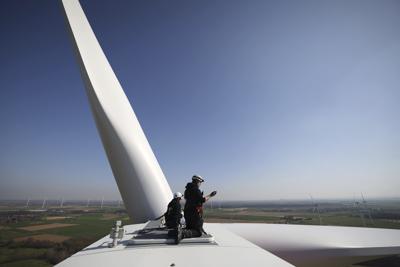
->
1, 0, 399, 201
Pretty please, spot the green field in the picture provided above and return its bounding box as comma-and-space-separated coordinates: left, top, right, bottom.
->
0, 210, 130, 266
1, 200, 399, 266
203, 207, 400, 229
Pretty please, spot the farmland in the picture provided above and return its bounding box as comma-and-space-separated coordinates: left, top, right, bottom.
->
0, 205, 129, 267
0, 198, 399, 266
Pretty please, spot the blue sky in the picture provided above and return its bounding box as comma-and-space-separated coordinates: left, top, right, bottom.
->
1, 0, 399, 201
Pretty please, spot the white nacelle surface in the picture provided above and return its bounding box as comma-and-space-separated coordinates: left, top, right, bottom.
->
55, 223, 295, 267
55, 223, 400, 267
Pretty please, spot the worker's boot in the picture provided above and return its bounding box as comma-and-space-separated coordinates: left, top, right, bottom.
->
168, 229, 176, 238
182, 229, 196, 238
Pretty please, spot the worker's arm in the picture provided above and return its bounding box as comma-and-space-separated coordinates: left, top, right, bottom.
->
172, 202, 182, 218
204, 191, 217, 202
154, 213, 165, 220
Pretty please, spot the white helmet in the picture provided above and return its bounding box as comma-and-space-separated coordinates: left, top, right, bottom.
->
192, 175, 204, 182
174, 192, 182, 198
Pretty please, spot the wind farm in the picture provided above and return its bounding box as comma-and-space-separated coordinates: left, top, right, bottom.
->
1, 0, 400, 266
1, 197, 400, 266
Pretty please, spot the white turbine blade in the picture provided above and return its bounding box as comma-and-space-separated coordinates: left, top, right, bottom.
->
61, 0, 172, 223
226, 223, 400, 267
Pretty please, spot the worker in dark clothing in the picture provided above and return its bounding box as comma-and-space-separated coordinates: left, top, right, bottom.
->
164, 192, 183, 229
180, 175, 217, 240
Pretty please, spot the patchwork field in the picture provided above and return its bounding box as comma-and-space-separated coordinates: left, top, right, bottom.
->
46, 217, 72, 221
19, 224, 77, 232
0, 208, 130, 267
0, 199, 399, 266
14, 234, 70, 243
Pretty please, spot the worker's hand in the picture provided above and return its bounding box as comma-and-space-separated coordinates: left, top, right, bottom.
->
210, 191, 217, 197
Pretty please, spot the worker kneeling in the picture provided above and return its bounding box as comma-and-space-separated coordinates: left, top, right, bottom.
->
164, 192, 188, 244
165, 192, 183, 229
177, 175, 216, 243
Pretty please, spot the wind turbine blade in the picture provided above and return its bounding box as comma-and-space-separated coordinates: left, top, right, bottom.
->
61, 0, 172, 223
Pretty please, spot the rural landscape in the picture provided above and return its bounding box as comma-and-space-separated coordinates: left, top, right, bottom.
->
0, 198, 399, 266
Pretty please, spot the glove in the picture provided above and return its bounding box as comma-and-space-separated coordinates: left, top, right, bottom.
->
210, 191, 217, 197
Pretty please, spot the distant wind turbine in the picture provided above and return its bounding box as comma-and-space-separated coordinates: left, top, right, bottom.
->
361, 193, 374, 226
353, 194, 366, 227
309, 195, 322, 225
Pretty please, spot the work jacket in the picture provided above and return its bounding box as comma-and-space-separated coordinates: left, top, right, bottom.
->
184, 182, 206, 210
165, 198, 182, 228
